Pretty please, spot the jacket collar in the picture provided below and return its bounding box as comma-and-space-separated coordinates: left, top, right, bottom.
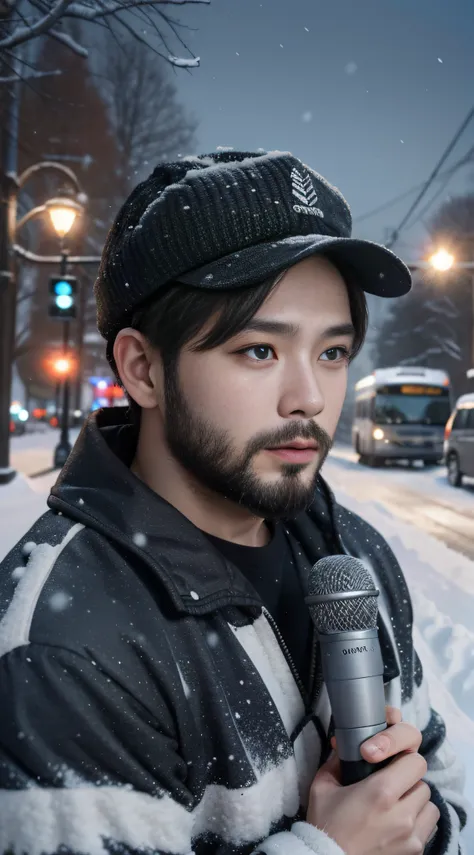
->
48, 409, 342, 616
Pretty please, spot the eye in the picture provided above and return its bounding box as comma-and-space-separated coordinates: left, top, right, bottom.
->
320, 346, 350, 363
239, 345, 276, 361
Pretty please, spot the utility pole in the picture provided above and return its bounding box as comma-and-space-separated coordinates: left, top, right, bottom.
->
0, 44, 21, 485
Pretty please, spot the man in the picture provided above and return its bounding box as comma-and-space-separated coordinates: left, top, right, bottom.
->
0, 150, 468, 855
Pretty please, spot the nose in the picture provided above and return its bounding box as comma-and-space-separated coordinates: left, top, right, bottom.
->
277, 359, 324, 420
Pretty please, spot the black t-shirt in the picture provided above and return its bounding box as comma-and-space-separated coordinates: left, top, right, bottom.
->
206, 524, 314, 691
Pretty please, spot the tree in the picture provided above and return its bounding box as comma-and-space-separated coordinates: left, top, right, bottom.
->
14, 25, 196, 405
373, 193, 474, 399
101, 34, 196, 198
0, 0, 209, 83
14, 31, 121, 403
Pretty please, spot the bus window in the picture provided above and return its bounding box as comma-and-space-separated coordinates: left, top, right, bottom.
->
374, 389, 451, 426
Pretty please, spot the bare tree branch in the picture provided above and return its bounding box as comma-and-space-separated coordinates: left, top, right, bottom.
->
1, 0, 74, 50
46, 26, 89, 55
0, 0, 209, 69
168, 54, 199, 67
0, 68, 62, 83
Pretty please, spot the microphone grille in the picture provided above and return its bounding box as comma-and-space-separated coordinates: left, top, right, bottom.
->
307, 555, 379, 634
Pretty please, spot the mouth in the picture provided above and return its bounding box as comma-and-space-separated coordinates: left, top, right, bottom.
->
265, 441, 319, 463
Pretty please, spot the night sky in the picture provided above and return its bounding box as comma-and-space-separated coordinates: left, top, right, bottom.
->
174, 0, 474, 262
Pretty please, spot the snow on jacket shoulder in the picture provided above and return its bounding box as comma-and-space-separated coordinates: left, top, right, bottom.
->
0, 412, 469, 855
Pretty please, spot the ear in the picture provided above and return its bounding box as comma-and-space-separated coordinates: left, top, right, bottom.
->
113, 328, 162, 410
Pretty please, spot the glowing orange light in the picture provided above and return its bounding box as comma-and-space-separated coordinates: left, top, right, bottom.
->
53, 357, 72, 376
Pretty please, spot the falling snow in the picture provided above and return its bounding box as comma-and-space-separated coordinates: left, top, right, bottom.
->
48, 591, 71, 612
132, 532, 147, 548
207, 632, 219, 648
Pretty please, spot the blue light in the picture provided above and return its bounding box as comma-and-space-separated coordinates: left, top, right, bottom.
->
56, 294, 73, 310
54, 280, 72, 296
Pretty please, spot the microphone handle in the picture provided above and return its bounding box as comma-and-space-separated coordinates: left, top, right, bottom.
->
315, 628, 389, 787
340, 753, 392, 786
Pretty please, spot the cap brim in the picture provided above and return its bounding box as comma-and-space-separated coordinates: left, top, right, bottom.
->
176, 234, 411, 298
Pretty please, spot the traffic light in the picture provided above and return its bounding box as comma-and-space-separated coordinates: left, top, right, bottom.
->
49, 276, 77, 320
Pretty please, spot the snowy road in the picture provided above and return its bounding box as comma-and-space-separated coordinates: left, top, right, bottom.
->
324, 446, 474, 561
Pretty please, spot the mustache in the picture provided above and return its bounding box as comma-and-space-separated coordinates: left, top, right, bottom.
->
245, 421, 333, 458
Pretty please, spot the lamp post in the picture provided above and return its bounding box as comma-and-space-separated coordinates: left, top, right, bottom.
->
46, 203, 81, 470
0, 161, 101, 486
408, 248, 474, 379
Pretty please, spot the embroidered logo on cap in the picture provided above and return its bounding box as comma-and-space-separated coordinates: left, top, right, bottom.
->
291, 168, 324, 218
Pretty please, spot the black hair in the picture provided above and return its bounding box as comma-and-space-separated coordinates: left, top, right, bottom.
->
109, 266, 368, 422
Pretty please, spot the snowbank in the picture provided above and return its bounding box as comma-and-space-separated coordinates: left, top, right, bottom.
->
328, 480, 474, 845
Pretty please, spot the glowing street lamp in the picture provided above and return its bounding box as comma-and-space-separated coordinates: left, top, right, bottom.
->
429, 248, 455, 272
425, 248, 474, 375
53, 357, 72, 376
45, 198, 83, 240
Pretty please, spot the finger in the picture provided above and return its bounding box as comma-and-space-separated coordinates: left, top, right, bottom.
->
385, 705, 402, 725
361, 721, 422, 763
368, 751, 428, 802
400, 780, 432, 814
414, 801, 441, 846
332, 710, 402, 752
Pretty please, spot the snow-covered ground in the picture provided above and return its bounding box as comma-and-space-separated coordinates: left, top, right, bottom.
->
1, 433, 473, 844
324, 450, 474, 846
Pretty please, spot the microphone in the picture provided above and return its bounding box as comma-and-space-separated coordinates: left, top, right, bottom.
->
305, 555, 389, 786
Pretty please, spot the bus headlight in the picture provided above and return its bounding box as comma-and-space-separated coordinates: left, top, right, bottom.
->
373, 428, 385, 441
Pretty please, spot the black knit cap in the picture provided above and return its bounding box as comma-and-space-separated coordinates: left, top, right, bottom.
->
95, 149, 411, 343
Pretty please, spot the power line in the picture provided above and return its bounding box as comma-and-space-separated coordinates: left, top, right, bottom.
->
408, 143, 474, 228
354, 148, 474, 224
386, 105, 474, 248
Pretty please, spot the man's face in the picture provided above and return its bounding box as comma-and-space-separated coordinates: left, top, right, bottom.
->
160, 256, 354, 520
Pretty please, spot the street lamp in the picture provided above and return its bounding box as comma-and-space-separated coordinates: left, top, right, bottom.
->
409, 247, 474, 380
429, 248, 455, 273
0, 161, 101, 485
53, 357, 72, 376
47, 198, 83, 240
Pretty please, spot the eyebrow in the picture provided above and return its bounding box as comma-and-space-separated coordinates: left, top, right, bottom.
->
239, 318, 356, 340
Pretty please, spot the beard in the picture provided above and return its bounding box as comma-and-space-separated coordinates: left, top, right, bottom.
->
162, 367, 333, 521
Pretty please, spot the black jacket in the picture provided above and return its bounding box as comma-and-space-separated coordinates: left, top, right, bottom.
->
0, 410, 468, 855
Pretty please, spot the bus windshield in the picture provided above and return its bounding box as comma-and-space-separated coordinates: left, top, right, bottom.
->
374, 384, 451, 426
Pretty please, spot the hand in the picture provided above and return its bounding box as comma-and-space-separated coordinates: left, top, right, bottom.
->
307, 706, 440, 855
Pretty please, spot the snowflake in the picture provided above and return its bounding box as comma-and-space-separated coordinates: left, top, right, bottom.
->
345, 61, 358, 75
49, 592, 71, 612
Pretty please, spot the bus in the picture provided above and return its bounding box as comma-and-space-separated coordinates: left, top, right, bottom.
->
352, 367, 452, 467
